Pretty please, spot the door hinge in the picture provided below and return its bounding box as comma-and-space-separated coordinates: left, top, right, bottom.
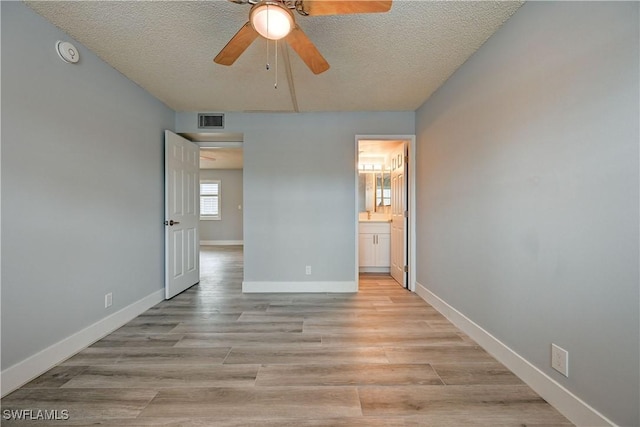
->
403, 265, 408, 273
403, 211, 409, 218
404, 155, 409, 164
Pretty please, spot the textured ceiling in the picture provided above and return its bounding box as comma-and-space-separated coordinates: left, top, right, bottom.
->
26, 0, 523, 113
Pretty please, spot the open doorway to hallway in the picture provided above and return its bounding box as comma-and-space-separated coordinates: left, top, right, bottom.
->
198, 145, 244, 288
199, 147, 244, 247
173, 131, 245, 289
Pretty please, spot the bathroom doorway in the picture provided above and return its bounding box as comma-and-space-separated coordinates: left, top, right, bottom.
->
356, 135, 415, 291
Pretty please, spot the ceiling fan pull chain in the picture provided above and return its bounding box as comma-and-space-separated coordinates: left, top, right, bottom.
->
265, 4, 270, 70
266, 40, 270, 70
274, 39, 278, 89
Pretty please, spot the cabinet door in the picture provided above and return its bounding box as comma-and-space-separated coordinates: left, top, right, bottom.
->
376, 233, 391, 267
359, 233, 377, 267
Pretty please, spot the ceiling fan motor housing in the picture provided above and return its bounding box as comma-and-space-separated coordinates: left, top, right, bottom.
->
249, 1, 296, 40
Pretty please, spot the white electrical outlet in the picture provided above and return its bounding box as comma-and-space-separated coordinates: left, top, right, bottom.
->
105, 292, 113, 308
305, 265, 312, 275
551, 343, 569, 377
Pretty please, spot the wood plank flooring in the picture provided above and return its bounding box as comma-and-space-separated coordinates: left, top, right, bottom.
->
1, 246, 572, 426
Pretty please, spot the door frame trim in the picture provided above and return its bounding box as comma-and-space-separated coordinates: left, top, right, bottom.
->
355, 134, 416, 292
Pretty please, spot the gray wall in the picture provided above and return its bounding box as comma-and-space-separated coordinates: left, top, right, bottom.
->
415, 2, 639, 425
177, 112, 414, 284
200, 169, 243, 243
1, 2, 174, 370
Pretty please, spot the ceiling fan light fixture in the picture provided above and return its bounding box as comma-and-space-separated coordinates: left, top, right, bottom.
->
250, 1, 294, 40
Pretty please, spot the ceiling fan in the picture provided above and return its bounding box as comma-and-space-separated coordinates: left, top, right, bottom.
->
214, 0, 392, 74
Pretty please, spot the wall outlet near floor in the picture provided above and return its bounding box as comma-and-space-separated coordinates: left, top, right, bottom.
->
305, 265, 312, 275
551, 343, 569, 377
104, 292, 113, 309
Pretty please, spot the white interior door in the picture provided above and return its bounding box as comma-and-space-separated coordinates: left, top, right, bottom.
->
165, 130, 200, 299
390, 143, 407, 287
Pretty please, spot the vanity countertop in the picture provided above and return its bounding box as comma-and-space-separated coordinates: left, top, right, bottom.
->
359, 219, 391, 223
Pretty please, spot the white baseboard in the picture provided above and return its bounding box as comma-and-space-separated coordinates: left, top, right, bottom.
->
200, 240, 243, 246
243, 281, 357, 293
0, 289, 164, 397
415, 282, 616, 427
359, 267, 390, 274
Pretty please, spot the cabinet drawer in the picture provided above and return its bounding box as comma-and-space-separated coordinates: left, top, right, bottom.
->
359, 222, 390, 235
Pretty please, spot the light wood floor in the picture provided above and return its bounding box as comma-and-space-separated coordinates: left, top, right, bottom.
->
2, 246, 572, 426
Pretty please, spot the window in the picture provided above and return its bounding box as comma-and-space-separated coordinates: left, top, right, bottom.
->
200, 180, 220, 220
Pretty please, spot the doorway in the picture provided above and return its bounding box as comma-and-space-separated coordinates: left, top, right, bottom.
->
198, 145, 244, 246
355, 135, 416, 291
171, 132, 244, 289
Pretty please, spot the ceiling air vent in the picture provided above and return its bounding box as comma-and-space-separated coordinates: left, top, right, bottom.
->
198, 113, 224, 129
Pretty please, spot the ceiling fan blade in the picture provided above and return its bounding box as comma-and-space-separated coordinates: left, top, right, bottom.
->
285, 27, 329, 74
214, 22, 259, 66
301, 0, 391, 16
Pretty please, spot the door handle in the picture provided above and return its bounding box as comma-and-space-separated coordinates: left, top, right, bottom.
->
165, 220, 180, 226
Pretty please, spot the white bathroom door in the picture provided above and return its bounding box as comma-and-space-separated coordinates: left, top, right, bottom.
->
390, 143, 407, 287
165, 130, 200, 299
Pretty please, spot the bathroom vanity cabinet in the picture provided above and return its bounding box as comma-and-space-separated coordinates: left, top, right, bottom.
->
358, 221, 391, 272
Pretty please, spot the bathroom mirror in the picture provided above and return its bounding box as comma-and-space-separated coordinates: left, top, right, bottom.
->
358, 171, 391, 213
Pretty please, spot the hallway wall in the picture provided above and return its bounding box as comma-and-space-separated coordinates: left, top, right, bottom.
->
199, 169, 243, 243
